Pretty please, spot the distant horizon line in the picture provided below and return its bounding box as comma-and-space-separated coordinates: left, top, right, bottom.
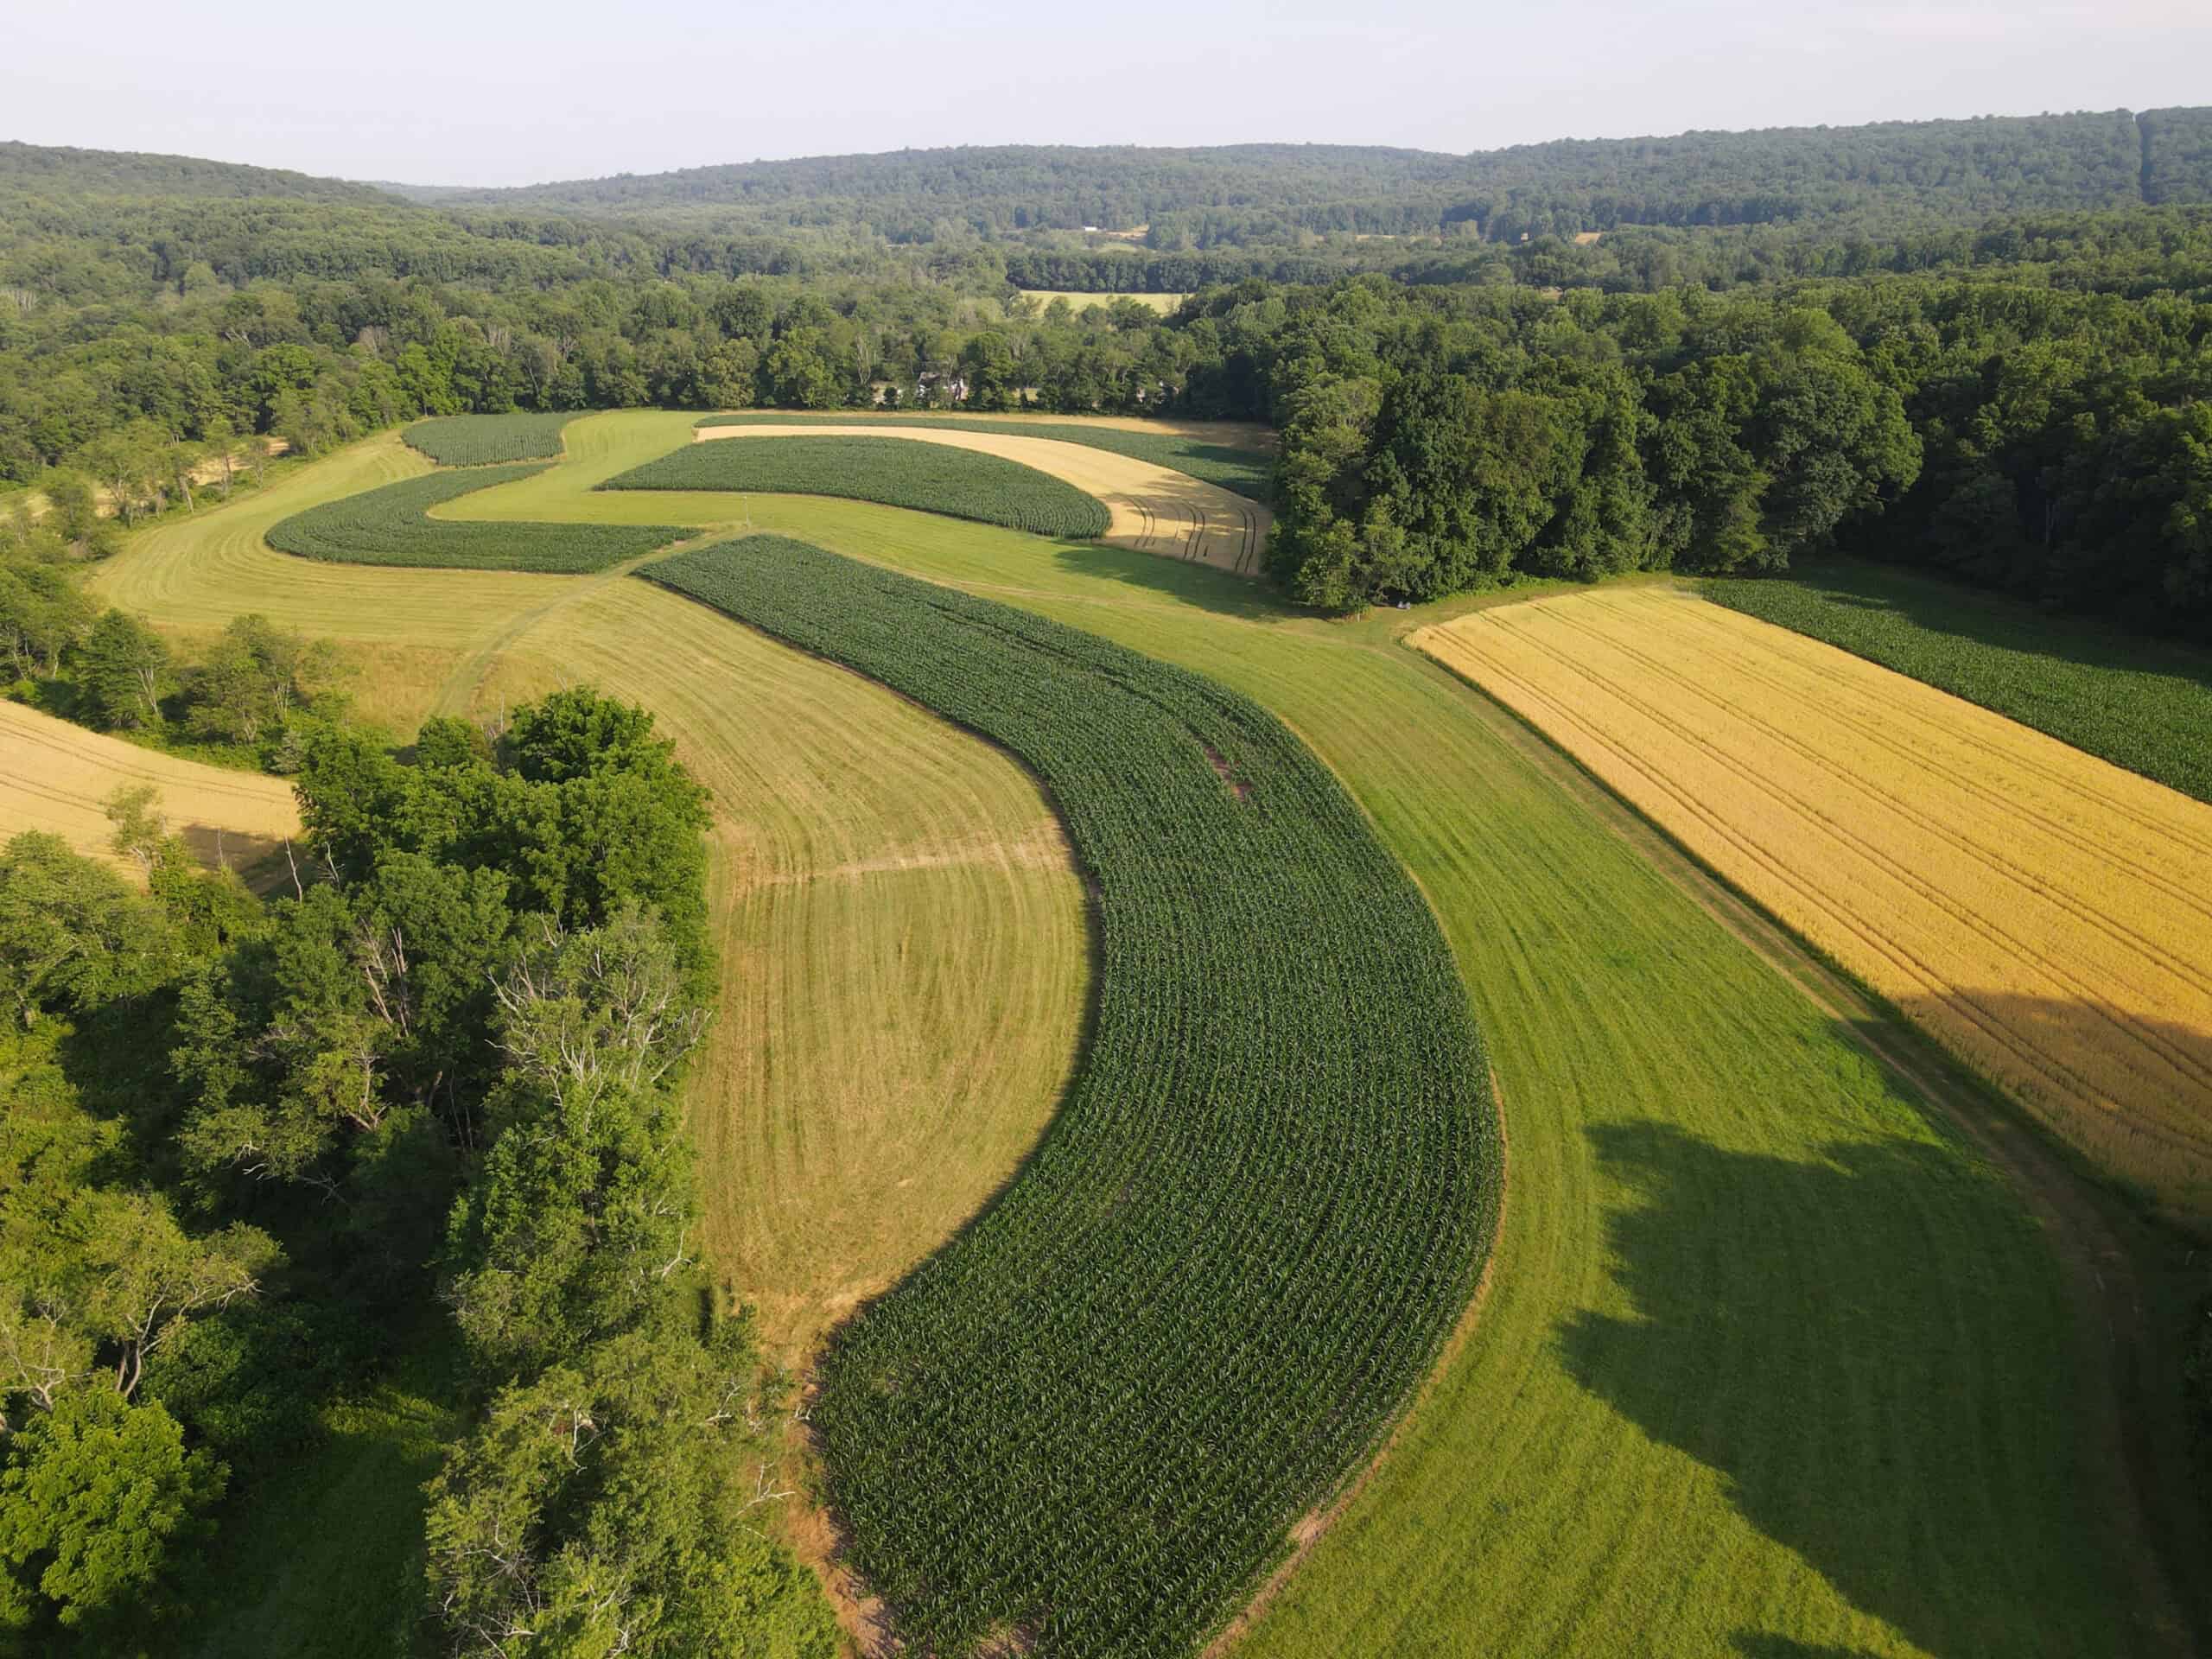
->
5, 101, 2190, 197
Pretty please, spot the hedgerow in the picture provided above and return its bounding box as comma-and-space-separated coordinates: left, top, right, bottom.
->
605, 435, 1111, 539
401, 412, 575, 466
688, 411, 1276, 500
265, 467, 689, 573
1703, 560, 2212, 804
645, 535, 1497, 1659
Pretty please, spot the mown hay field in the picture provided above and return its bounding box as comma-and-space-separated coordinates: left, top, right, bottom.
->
1416, 584, 2212, 1222
0, 700, 301, 874
87, 415, 1091, 1366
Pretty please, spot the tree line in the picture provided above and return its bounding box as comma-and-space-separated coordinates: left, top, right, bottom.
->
0, 687, 835, 1655
1238, 276, 2211, 636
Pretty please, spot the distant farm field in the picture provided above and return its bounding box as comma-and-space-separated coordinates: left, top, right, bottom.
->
1417, 586, 2212, 1220
688, 409, 1276, 499
266, 464, 690, 572
686, 422, 1268, 573
400, 410, 573, 466
1014, 289, 1187, 313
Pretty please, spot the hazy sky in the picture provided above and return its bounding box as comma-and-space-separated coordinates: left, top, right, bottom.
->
5, 0, 2207, 186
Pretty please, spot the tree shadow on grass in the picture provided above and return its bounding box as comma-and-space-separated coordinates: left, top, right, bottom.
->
1045, 535, 1294, 624
1557, 1120, 2134, 1658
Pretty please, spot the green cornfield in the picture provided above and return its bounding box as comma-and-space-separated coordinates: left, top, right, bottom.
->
401, 412, 575, 467
265, 467, 689, 572
690, 410, 1275, 499
645, 535, 1498, 1659
606, 435, 1111, 538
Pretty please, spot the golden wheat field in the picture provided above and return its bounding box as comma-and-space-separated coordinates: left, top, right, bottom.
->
0, 700, 302, 876
1415, 584, 2212, 1218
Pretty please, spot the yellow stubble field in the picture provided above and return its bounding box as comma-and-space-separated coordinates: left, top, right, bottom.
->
1415, 584, 2212, 1220
0, 700, 302, 875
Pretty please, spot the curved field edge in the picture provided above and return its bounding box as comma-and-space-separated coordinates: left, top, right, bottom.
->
265, 462, 690, 572
689, 410, 1276, 499
665, 501, 2147, 1656
607, 435, 1112, 539
645, 536, 1499, 1659
1703, 559, 2212, 807
401, 411, 575, 467
0, 699, 302, 875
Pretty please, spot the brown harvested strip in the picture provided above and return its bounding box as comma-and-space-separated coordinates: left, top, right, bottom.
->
1548, 597, 2212, 1001
1618, 590, 2212, 879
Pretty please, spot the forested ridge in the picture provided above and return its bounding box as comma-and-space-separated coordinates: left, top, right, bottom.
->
404, 109, 2212, 245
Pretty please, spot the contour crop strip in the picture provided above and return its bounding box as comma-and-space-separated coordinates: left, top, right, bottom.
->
266, 465, 690, 573
607, 435, 1112, 539
645, 534, 1498, 1658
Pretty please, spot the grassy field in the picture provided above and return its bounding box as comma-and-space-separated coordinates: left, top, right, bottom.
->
1706, 559, 2212, 805
1417, 586, 2212, 1223
400, 410, 574, 466
688, 409, 1276, 499
642, 490, 2156, 1656
0, 699, 301, 874
85, 410, 2176, 1656
609, 434, 1113, 537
